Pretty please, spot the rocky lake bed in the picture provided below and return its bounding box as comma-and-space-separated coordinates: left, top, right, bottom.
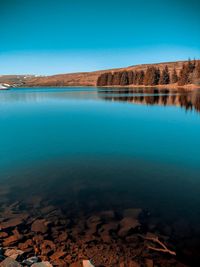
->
0, 190, 194, 267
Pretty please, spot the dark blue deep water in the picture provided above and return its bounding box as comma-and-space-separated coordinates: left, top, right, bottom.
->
0, 87, 200, 263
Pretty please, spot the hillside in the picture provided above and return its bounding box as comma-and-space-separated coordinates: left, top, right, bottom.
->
24, 61, 188, 87
0, 60, 199, 87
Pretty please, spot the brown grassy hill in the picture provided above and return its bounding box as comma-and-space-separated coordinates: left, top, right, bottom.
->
0, 61, 193, 87
24, 61, 189, 87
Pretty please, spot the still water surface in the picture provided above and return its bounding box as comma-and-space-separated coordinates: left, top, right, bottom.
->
0, 87, 200, 259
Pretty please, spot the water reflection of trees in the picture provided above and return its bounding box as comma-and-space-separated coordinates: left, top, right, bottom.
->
97, 88, 200, 113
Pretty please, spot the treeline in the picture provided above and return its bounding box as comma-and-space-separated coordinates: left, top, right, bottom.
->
97, 59, 200, 86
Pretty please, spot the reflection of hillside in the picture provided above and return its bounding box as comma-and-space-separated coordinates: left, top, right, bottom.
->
0, 88, 98, 103
98, 88, 200, 113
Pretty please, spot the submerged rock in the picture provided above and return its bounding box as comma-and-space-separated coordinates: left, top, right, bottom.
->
3, 230, 22, 246
0, 257, 22, 266
31, 219, 48, 234
50, 250, 66, 261
69, 262, 82, 267
98, 222, 118, 242
57, 231, 68, 242
145, 259, 154, 267
22, 256, 39, 265
128, 260, 141, 267
120, 260, 141, 267
82, 260, 95, 267
0, 232, 8, 238
4, 249, 24, 260
118, 217, 140, 237
0, 218, 24, 230
41, 205, 56, 215
32, 262, 53, 267
86, 216, 101, 228
117, 208, 142, 237
86, 215, 102, 236
40, 240, 56, 256
18, 239, 33, 251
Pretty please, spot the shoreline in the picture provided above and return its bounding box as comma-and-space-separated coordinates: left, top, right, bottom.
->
12, 84, 200, 91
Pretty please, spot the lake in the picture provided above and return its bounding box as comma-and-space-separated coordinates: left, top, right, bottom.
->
0, 87, 200, 266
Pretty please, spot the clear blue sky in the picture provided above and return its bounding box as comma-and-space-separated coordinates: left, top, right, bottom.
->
0, 0, 200, 75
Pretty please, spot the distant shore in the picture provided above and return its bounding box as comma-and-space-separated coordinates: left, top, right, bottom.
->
15, 84, 200, 91
1, 60, 199, 89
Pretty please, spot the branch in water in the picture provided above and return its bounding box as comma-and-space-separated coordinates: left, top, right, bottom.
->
138, 234, 176, 256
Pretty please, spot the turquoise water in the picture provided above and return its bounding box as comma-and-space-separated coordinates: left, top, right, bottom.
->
0, 87, 200, 261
